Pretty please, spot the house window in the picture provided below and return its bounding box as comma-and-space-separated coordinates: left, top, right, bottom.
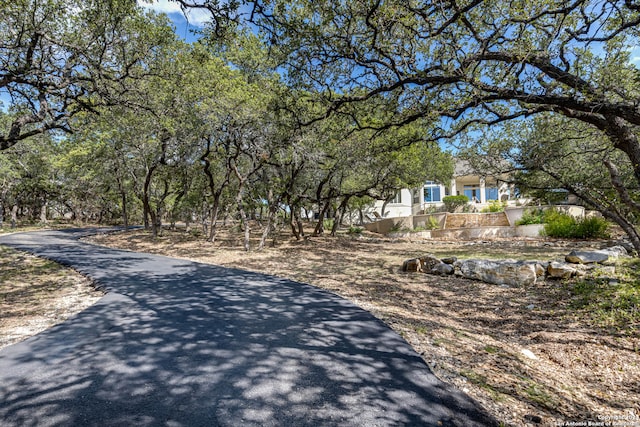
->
485, 187, 499, 201
424, 181, 441, 203
390, 191, 402, 204
464, 185, 480, 202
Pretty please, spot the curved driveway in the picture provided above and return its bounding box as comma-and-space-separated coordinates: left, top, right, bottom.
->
0, 229, 496, 426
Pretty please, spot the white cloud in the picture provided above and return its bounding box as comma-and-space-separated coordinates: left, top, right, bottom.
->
138, 0, 212, 27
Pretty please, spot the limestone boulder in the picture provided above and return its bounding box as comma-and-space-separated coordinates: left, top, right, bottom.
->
441, 256, 458, 265
402, 258, 422, 272
525, 261, 547, 278
454, 259, 537, 287
419, 254, 442, 271
547, 262, 577, 279
600, 245, 629, 259
565, 246, 629, 265
565, 250, 609, 264
431, 263, 454, 275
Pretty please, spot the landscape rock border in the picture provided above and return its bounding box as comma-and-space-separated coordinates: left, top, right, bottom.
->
402, 245, 630, 286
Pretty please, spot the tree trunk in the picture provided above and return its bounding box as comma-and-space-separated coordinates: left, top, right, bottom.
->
331, 196, 350, 236
143, 166, 156, 230
121, 190, 129, 229
39, 202, 48, 224
289, 210, 301, 240
237, 195, 250, 252
381, 199, 390, 218
313, 198, 333, 236
208, 202, 220, 243
258, 190, 277, 250
11, 204, 18, 228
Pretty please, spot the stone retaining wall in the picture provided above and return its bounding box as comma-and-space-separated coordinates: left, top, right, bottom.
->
443, 212, 510, 228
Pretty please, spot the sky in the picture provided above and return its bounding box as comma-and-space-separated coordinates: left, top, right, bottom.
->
138, 0, 212, 43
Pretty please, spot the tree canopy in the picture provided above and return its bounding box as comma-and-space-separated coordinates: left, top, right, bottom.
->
171, 0, 640, 250
3, 0, 640, 251
0, 0, 175, 149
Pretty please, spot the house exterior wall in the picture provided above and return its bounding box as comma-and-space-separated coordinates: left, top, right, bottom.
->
365, 160, 517, 220
370, 188, 414, 218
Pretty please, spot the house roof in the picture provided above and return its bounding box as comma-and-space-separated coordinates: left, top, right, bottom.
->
454, 159, 476, 177
454, 158, 512, 179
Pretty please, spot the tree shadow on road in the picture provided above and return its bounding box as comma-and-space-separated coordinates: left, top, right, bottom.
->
0, 230, 496, 426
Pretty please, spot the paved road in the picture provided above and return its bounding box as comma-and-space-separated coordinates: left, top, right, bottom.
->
0, 229, 497, 426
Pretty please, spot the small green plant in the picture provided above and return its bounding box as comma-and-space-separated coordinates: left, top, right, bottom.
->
427, 216, 440, 230
388, 221, 403, 232
481, 200, 506, 213
575, 215, 610, 239
322, 218, 334, 230
523, 380, 558, 409
483, 345, 500, 354
347, 225, 363, 235
443, 195, 469, 213
515, 208, 546, 225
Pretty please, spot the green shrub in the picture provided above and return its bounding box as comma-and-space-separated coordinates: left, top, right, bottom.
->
575, 216, 610, 239
516, 208, 546, 225
481, 200, 506, 213
543, 210, 578, 238
443, 195, 469, 213
427, 216, 440, 230
543, 210, 610, 239
388, 221, 403, 232
347, 225, 363, 234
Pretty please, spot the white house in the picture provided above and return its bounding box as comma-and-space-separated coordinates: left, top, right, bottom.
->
369, 160, 515, 218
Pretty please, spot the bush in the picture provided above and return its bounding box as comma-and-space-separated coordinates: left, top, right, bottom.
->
515, 208, 546, 225
347, 225, 363, 235
443, 195, 469, 212
543, 210, 610, 239
481, 200, 506, 213
543, 210, 577, 238
575, 216, 610, 239
427, 216, 440, 230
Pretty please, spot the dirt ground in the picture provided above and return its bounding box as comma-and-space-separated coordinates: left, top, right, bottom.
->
2, 226, 639, 426
0, 245, 103, 349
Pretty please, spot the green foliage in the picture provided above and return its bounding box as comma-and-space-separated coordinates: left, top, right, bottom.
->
388, 221, 404, 232
575, 216, 611, 239
515, 208, 546, 225
347, 225, 363, 235
481, 200, 506, 213
443, 195, 469, 213
543, 211, 580, 238
427, 216, 440, 230
543, 210, 610, 239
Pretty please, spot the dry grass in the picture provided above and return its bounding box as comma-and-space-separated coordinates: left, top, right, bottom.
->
0, 245, 104, 349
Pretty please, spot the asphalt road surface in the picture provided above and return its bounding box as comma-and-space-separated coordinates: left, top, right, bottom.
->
0, 228, 497, 426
